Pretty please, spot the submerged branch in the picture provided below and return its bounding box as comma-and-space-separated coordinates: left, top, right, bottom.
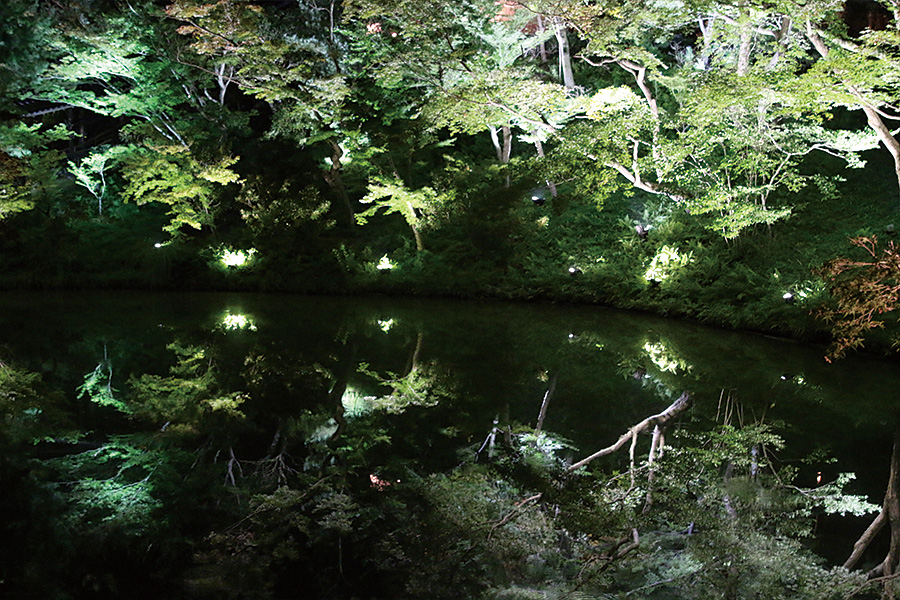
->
845, 508, 887, 570
566, 392, 691, 473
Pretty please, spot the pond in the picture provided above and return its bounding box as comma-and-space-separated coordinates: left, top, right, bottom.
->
1, 291, 897, 599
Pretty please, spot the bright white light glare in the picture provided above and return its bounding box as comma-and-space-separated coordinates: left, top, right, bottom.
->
220, 248, 257, 268
783, 292, 794, 300
154, 242, 163, 248
221, 312, 257, 331
378, 318, 394, 332
377, 255, 395, 270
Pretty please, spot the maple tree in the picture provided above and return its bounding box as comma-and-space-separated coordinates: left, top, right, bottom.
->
819, 236, 900, 359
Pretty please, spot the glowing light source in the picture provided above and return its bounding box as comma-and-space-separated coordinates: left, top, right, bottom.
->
376, 255, 395, 270
154, 242, 163, 248
783, 291, 795, 304
378, 318, 395, 332
219, 248, 257, 268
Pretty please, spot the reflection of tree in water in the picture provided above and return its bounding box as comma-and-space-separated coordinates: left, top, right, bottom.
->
2, 316, 898, 599
845, 426, 900, 599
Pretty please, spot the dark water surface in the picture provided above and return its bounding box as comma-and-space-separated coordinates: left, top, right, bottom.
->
1, 291, 897, 597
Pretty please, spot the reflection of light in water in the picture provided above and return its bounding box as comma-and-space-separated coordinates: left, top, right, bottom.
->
643, 341, 690, 374
779, 373, 807, 386
378, 318, 394, 333
221, 312, 257, 331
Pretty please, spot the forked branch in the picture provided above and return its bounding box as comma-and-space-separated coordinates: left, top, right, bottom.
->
566, 392, 691, 473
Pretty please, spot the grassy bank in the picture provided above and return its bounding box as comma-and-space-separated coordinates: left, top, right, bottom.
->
2, 149, 898, 354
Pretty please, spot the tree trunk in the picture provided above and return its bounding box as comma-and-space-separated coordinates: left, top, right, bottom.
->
324, 139, 355, 228
615, 60, 661, 174
215, 63, 232, 105
805, 21, 900, 203
553, 17, 575, 89
736, 18, 753, 75
501, 125, 512, 164
490, 125, 513, 187
844, 427, 900, 600
845, 508, 886, 570
767, 17, 792, 71
411, 222, 425, 252
534, 137, 558, 197
489, 125, 513, 165
643, 424, 664, 512
536, 14, 549, 63
490, 125, 503, 163
881, 428, 900, 589
861, 103, 900, 203
535, 373, 558, 436
326, 339, 358, 450
404, 330, 424, 376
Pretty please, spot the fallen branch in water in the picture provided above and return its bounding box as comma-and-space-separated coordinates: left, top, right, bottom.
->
566, 392, 692, 474
845, 427, 900, 592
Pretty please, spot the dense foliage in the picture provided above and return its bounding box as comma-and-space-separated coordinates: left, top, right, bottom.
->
8, 3, 900, 596
3, 1, 900, 349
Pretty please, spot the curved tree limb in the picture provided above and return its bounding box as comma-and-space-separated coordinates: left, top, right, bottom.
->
566, 392, 691, 473
845, 508, 887, 570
